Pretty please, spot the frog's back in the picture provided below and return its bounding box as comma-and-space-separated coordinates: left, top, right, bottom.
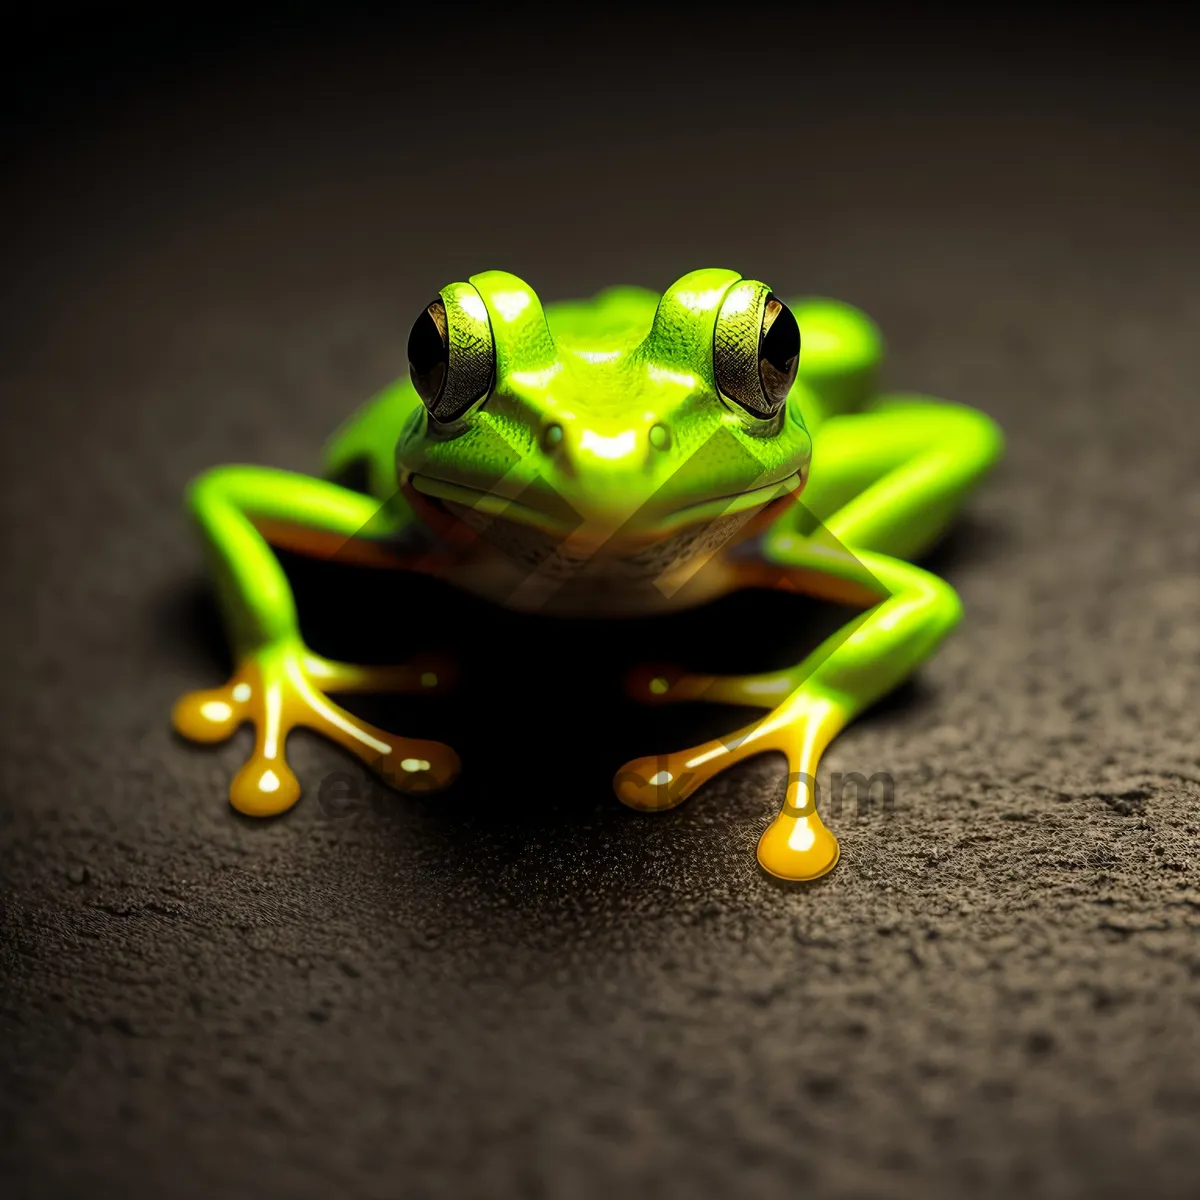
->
544, 285, 660, 350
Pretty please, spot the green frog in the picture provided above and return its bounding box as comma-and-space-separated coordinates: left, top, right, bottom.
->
172, 269, 1002, 881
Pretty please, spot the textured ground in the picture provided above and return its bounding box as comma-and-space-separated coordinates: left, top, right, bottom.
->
2, 10, 1198, 1199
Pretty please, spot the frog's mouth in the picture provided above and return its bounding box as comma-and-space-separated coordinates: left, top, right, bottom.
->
404, 471, 802, 550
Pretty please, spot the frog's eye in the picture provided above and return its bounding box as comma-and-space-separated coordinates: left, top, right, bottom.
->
713, 286, 801, 419
408, 299, 449, 408
407, 287, 495, 423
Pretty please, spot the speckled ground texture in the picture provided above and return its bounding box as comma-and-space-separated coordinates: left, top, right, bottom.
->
2, 10, 1198, 1199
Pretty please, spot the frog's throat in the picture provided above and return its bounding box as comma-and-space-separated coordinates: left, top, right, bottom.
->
404, 471, 802, 551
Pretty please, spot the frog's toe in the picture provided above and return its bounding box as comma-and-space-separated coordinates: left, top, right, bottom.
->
626, 664, 680, 703
756, 810, 840, 882
372, 737, 461, 794
230, 753, 301, 817
172, 683, 247, 744
624, 664, 715, 704
613, 752, 699, 811
625, 663, 792, 708
305, 651, 459, 696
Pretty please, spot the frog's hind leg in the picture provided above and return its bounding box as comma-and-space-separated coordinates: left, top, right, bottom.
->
172, 465, 459, 816
616, 400, 1002, 880
801, 397, 1005, 559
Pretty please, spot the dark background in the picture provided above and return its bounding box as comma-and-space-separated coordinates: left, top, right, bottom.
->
2, 4, 1199, 1197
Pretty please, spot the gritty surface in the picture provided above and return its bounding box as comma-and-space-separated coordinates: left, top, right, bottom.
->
1, 12, 1199, 1199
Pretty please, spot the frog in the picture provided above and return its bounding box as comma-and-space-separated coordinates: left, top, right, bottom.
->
172, 268, 1002, 881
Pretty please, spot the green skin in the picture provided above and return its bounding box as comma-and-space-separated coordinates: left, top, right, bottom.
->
176, 269, 1002, 880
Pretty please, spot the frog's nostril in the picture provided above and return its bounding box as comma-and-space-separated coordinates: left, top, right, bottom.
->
649, 423, 671, 452
542, 423, 564, 452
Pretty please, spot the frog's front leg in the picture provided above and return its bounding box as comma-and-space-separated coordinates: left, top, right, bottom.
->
171, 465, 459, 816
617, 543, 960, 879
617, 400, 1002, 880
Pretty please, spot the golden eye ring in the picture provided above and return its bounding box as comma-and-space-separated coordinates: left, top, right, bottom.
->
408, 284, 495, 423
713, 283, 800, 419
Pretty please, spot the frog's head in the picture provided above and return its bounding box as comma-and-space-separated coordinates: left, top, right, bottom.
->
396, 268, 811, 581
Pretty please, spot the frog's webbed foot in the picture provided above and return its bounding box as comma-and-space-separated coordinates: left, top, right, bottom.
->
172, 641, 459, 816
616, 667, 845, 881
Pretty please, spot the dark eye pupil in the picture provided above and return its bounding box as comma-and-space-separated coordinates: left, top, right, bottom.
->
408, 300, 448, 406
757, 294, 800, 411
761, 297, 800, 374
